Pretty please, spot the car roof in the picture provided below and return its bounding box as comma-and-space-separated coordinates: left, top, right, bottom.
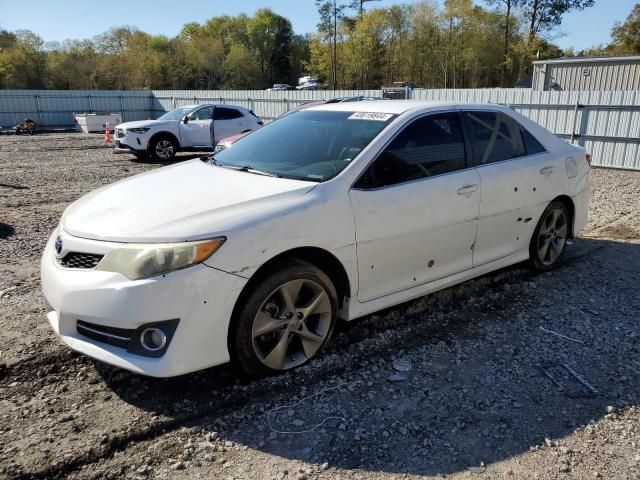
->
308, 100, 512, 115
180, 104, 246, 110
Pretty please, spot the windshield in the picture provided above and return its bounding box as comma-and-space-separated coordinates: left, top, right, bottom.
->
157, 107, 193, 121
208, 110, 395, 182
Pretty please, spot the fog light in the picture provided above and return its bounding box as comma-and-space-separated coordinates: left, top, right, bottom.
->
140, 327, 167, 351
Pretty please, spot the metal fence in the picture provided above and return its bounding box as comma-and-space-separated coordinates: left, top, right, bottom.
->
1, 88, 639, 170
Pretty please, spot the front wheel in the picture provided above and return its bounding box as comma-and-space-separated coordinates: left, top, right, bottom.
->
528, 201, 569, 272
230, 260, 338, 377
149, 136, 177, 162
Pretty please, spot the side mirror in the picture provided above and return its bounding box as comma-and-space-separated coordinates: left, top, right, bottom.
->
183, 116, 189, 124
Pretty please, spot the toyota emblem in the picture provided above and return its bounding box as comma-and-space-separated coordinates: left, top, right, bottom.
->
54, 235, 63, 255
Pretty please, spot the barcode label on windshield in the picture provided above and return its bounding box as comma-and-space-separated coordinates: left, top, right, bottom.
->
348, 112, 393, 121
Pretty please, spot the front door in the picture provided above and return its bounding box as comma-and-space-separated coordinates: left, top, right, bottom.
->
349, 111, 481, 302
180, 106, 213, 148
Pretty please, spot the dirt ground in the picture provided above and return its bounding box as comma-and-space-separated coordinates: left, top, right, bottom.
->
1, 133, 639, 480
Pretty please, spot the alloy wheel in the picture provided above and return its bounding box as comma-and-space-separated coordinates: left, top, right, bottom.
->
155, 140, 174, 160
537, 207, 568, 266
251, 279, 332, 370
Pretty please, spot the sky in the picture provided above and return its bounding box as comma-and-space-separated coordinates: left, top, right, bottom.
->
0, 0, 637, 51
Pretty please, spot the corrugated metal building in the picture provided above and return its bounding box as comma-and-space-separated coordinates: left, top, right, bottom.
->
532, 55, 640, 91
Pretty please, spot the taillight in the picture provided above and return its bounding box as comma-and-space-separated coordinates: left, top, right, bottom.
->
585, 153, 592, 167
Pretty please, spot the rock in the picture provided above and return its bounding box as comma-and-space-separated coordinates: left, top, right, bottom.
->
292, 419, 305, 427
467, 466, 486, 473
171, 461, 185, 470
392, 358, 412, 372
388, 371, 410, 382
606, 405, 617, 414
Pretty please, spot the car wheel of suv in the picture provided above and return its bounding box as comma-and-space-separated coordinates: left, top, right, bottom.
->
149, 136, 177, 161
230, 259, 338, 377
529, 201, 569, 272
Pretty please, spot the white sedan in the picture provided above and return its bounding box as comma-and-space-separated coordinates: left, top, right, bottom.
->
113, 104, 262, 161
41, 101, 591, 377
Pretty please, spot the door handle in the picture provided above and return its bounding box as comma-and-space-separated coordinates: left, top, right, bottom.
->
457, 184, 478, 197
540, 166, 554, 176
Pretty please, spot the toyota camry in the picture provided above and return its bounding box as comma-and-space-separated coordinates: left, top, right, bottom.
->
41, 101, 591, 377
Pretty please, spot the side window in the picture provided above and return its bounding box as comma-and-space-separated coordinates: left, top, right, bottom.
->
214, 107, 243, 120
521, 127, 546, 155
357, 112, 467, 188
464, 111, 525, 165
189, 106, 213, 121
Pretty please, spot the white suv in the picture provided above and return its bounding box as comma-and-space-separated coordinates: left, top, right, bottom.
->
113, 104, 263, 161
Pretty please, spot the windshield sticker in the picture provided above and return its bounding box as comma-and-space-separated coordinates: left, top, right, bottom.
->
348, 112, 393, 121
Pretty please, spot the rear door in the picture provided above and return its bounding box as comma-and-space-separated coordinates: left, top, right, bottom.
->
464, 109, 565, 266
179, 106, 213, 147
350, 111, 481, 302
213, 107, 247, 143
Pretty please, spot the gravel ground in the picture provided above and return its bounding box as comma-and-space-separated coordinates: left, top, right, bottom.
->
1, 133, 639, 480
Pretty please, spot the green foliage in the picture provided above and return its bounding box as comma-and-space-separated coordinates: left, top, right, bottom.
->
611, 4, 640, 54
0, 0, 604, 91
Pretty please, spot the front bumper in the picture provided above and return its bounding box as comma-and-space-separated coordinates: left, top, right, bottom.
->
113, 130, 150, 154
41, 231, 247, 377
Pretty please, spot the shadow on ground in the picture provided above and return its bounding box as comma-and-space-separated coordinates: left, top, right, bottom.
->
0, 223, 15, 239
129, 153, 210, 165
95, 237, 639, 476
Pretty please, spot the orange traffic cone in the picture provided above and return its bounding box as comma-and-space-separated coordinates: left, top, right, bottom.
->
105, 122, 112, 144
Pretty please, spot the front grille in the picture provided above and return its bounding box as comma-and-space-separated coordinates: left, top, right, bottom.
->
115, 128, 125, 138
58, 252, 103, 269
76, 320, 133, 349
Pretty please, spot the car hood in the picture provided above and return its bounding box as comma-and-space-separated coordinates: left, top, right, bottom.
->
116, 120, 171, 129
63, 160, 317, 242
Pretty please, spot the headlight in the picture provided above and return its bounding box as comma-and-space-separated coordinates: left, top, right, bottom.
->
96, 238, 225, 280
127, 127, 151, 133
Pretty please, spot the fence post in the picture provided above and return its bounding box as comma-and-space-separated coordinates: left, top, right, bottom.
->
34, 95, 43, 128
570, 99, 581, 143
87, 94, 93, 113
249, 98, 254, 112
172, 96, 176, 108
284, 97, 289, 111
119, 95, 125, 122
150, 93, 154, 120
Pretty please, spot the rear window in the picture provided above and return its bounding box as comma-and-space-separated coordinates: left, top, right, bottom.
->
521, 127, 546, 155
463, 111, 526, 165
214, 108, 244, 120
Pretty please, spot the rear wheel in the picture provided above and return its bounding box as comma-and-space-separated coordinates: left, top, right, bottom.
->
230, 259, 337, 377
149, 136, 177, 161
528, 201, 569, 272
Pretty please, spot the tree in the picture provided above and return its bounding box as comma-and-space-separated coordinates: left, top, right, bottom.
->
350, 0, 380, 16
484, 0, 523, 86
247, 9, 294, 87
523, 0, 595, 41
316, 0, 348, 89
611, 3, 640, 54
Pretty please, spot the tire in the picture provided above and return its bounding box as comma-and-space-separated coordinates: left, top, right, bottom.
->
230, 259, 338, 377
528, 201, 569, 272
149, 135, 177, 162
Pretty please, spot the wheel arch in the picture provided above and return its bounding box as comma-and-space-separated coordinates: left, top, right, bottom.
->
148, 131, 180, 150
230, 246, 352, 320
550, 194, 575, 239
